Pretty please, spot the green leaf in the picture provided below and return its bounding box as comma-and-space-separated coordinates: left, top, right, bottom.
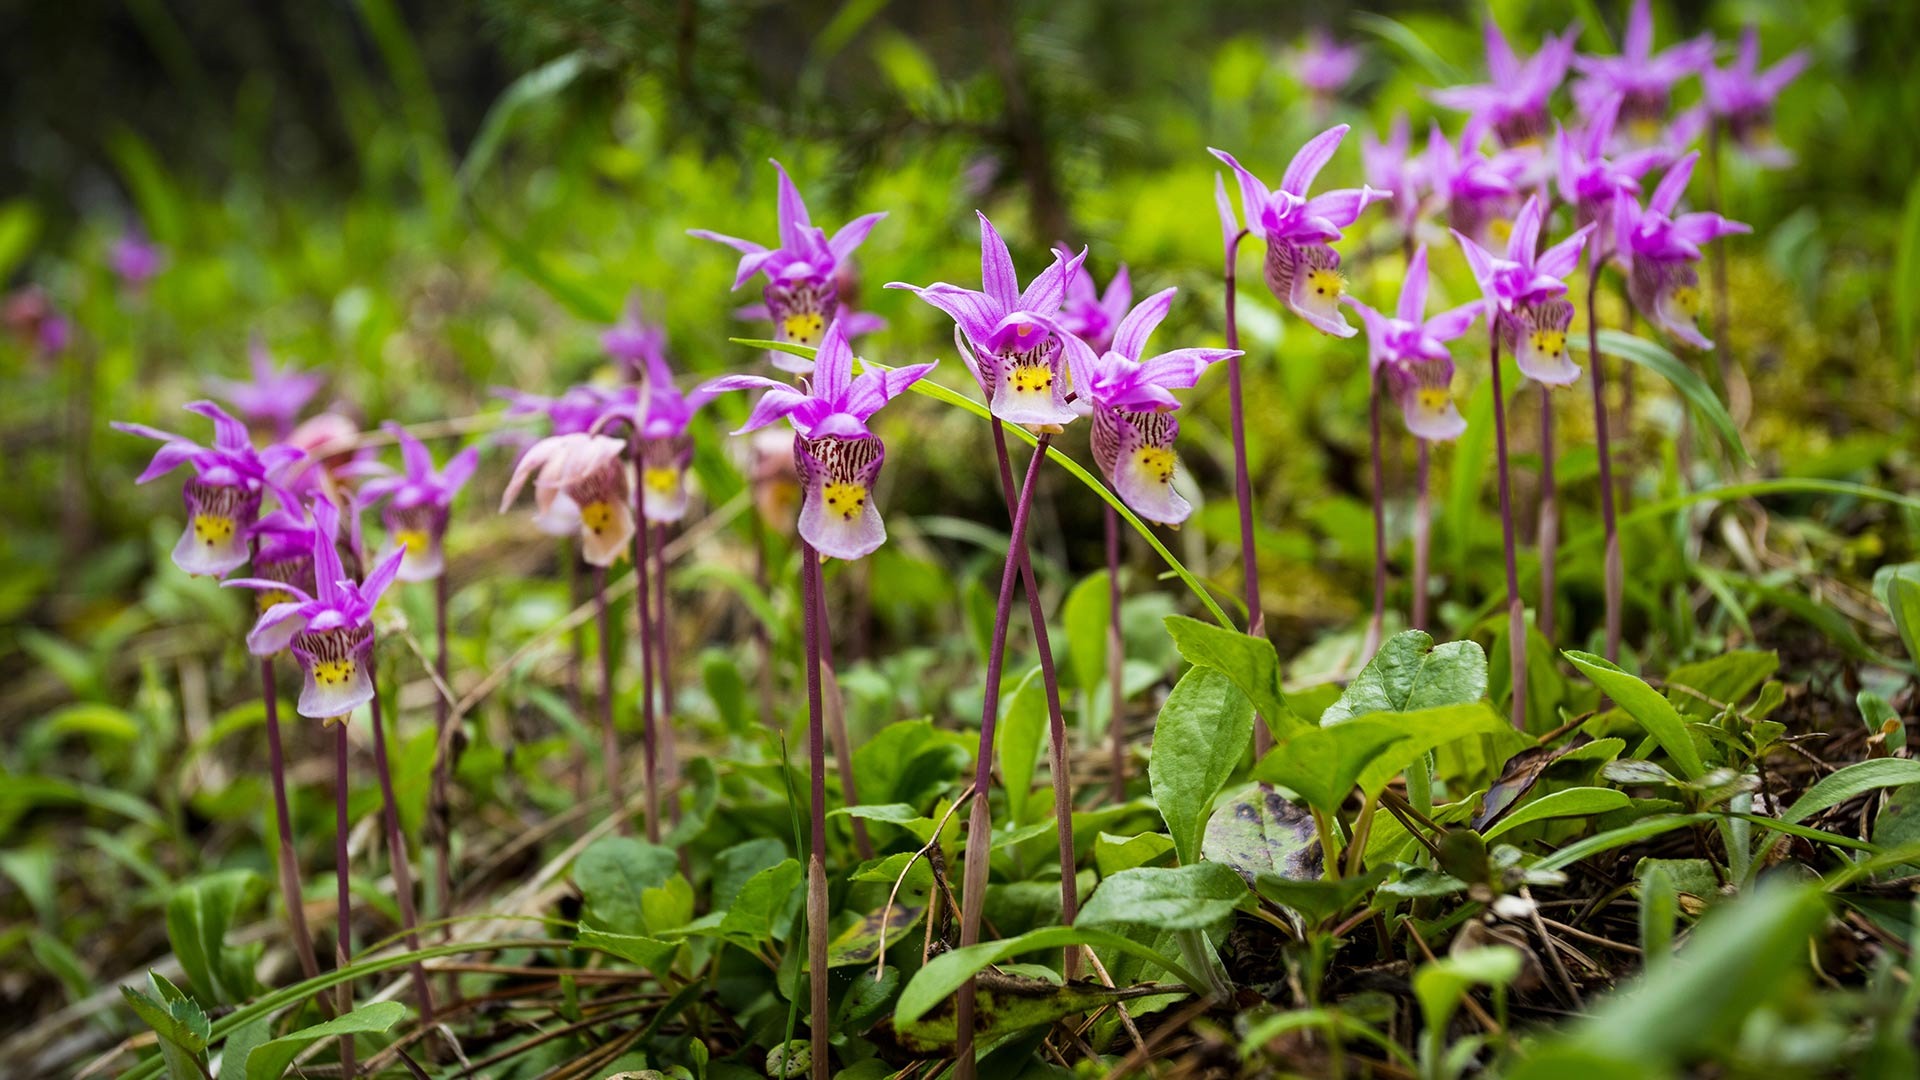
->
244, 1001, 407, 1080
1321, 631, 1488, 723
1094, 831, 1177, 877
1351, 12, 1464, 84
1564, 652, 1705, 780
166, 870, 263, 1004
458, 51, 588, 190
995, 666, 1049, 826
1781, 759, 1920, 825
1251, 720, 1404, 817
1663, 651, 1779, 718
717, 859, 803, 946
122, 971, 211, 1058
1413, 946, 1523, 1030
894, 973, 1164, 1054
1568, 329, 1750, 466
577, 928, 679, 972
218, 1015, 272, 1080
1202, 785, 1322, 884
1482, 788, 1633, 841
893, 926, 1207, 1026
1255, 865, 1388, 926
827, 900, 924, 967
1163, 615, 1304, 734
835, 964, 900, 1034
1533, 815, 1713, 873
0, 199, 40, 283
1063, 570, 1112, 696
1347, 704, 1519, 797
575, 836, 679, 935
1150, 667, 1256, 864
1894, 176, 1920, 371
1637, 860, 1680, 966
1077, 863, 1249, 932
1562, 882, 1828, 1064
1872, 564, 1920, 665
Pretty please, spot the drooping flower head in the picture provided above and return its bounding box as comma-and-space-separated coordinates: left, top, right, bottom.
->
1424, 121, 1528, 251
113, 401, 304, 577
355, 424, 479, 582
205, 336, 325, 440
593, 348, 720, 525
1060, 289, 1238, 524
1284, 29, 1362, 100
1210, 127, 1392, 338
1699, 27, 1808, 167
110, 230, 164, 291
1572, 0, 1714, 145
701, 319, 933, 560
601, 295, 670, 384
501, 433, 636, 566
1343, 246, 1482, 440
1613, 152, 1750, 350
1432, 16, 1577, 148
689, 160, 887, 372
1556, 92, 1671, 250
225, 497, 404, 721
1361, 114, 1426, 236
1453, 196, 1595, 386
1056, 253, 1132, 355
887, 213, 1085, 427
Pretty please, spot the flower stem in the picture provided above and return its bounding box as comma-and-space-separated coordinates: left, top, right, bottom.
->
811, 572, 873, 860
957, 431, 1053, 1078
1537, 386, 1558, 643
1223, 228, 1269, 756
332, 722, 355, 1078
1489, 321, 1527, 730
1365, 365, 1387, 659
629, 446, 660, 844
990, 420, 1078, 978
1412, 441, 1431, 631
653, 523, 682, 833
1586, 266, 1623, 662
1104, 504, 1126, 803
593, 566, 629, 836
566, 544, 589, 803
260, 658, 321, 985
429, 571, 454, 938
368, 661, 435, 1023
799, 538, 830, 1080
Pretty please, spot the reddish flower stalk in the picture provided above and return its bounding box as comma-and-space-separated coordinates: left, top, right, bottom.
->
630, 441, 660, 843
1488, 326, 1527, 729
566, 547, 590, 802
1587, 267, 1624, 661
431, 571, 454, 935
1538, 387, 1558, 642
811, 576, 873, 860
1365, 366, 1387, 658
259, 658, 320, 984
800, 540, 831, 1080
1221, 225, 1270, 756
1413, 442, 1432, 630
367, 664, 435, 1022
332, 724, 355, 1078
1105, 504, 1126, 801
956, 431, 1053, 1079
592, 565, 629, 835
989, 421, 1078, 978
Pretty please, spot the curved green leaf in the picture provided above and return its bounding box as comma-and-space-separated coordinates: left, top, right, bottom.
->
1780, 759, 1920, 825
1151, 667, 1256, 863
1568, 329, 1749, 466
245, 1001, 407, 1080
1482, 788, 1632, 841
893, 926, 1204, 1027
1564, 651, 1705, 780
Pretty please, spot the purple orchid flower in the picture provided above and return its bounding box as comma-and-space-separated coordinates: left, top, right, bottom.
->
593, 349, 721, 525
225, 497, 404, 721
1556, 92, 1671, 250
1057, 253, 1132, 355
701, 319, 933, 561
498, 384, 635, 438
1701, 28, 1809, 167
1285, 29, 1362, 99
1572, 0, 1715, 145
689, 160, 887, 372
601, 295, 671, 384
247, 499, 325, 612
501, 432, 636, 566
205, 337, 326, 440
1453, 196, 1596, 386
886, 213, 1086, 427
1613, 151, 1750, 350
1343, 246, 1482, 441
1432, 16, 1578, 148
113, 401, 304, 577
110, 230, 164, 291
1361, 114, 1426, 236
355, 424, 480, 582
1210, 126, 1392, 338
1425, 121, 1529, 251
1059, 289, 1239, 525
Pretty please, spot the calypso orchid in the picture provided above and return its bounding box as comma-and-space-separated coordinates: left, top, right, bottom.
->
1343, 245, 1482, 440
1361, 114, 1426, 237
1453, 196, 1595, 386
113, 401, 303, 577
689, 160, 887, 371
225, 497, 406, 721
205, 336, 325, 440
887, 213, 1085, 428
1572, 0, 1714, 144
501, 432, 637, 566
1431, 16, 1578, 148
1284, 29, 1362, 100
1424, 121, 1527, 251
1056, 252, 1132, 355
355, 423, 480, 582
1612, 151, 1750, 350
594, 347, 719, 525
1557, 92, 1670, 248
601, 295, 671, 385
1060, 289, 1238, 524
701, 318, 933, 561
1699, 27, 1809, 167
249, 500, 325, 612
1210, 126, 1391, 338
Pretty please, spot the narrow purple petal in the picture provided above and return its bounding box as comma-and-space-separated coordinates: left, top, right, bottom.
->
829, 211, 887, 264
1110, 287, 1177, 362
976, 212, 1020, 310
1397, 245, 1430, 324
1282, 124, 1350, 197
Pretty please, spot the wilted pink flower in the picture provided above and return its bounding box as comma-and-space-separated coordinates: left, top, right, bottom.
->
501, 433, 635, 566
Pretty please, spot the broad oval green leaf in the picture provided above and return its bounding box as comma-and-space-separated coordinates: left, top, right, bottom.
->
1077, 862, 1249, 932
1321, 631, 1488, 724
574, 836, 679, 935
244, 1001, 407, 1080
1564, 652, 1705, 780
1163, 615, 1304, 734
1150, 666, 1255, 864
